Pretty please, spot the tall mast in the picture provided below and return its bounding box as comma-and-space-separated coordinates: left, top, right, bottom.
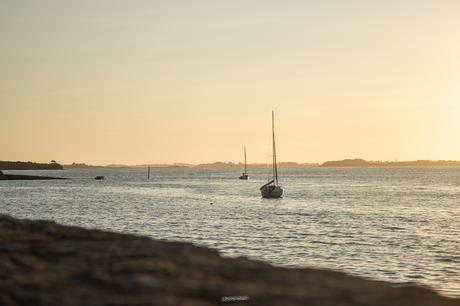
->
272, 110, 278, 184
244, 146, 247, 174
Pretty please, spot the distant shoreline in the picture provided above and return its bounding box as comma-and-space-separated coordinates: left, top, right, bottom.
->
0, 173, 66, 180
0, 161, 63, 171
62, 159, 460, 169
320, 159, 460, 168
3, 159, 460, 170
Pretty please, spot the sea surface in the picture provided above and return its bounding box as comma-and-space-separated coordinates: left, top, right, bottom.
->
1, 167, 459, 297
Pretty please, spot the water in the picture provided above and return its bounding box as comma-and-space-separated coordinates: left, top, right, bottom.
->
1, 167, 459, 297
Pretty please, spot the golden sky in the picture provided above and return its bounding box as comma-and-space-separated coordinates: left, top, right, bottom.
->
1, 1, 460, 165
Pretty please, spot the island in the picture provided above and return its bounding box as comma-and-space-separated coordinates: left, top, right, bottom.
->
0, 161, 63, 170
0, 161, 66, 180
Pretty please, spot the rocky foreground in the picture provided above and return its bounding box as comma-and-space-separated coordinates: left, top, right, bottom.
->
0, 215, 458, 306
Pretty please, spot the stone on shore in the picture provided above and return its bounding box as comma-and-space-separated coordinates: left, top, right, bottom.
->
0, 215, 458, 306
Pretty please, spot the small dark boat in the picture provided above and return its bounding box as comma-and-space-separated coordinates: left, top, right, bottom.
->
239, 173, 249, 180
94, 176, 105, 180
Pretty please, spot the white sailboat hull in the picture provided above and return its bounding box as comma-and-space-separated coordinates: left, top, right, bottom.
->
261, 185, 283, 198
260, 111, 284, 198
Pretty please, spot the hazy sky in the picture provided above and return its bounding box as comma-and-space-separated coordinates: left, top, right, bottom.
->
1, 1, 460, 165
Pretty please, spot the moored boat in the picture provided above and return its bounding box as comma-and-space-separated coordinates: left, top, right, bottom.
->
239, 146, 249, 180
260, 111, 283, 198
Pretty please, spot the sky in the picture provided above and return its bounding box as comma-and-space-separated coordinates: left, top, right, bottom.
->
1, 0, 460, 165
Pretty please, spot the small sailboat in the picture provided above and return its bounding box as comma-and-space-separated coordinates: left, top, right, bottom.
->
239, 146, 249, 180
260, 111, 283, 198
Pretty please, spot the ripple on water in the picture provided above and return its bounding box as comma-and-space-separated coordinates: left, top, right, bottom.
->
1, 168, 459, 298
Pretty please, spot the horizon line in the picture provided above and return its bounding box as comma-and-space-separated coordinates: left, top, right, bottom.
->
62, 158, 460, 168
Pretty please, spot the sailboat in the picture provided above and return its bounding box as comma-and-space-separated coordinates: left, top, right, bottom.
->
239, 146, 249, 180
260, 111, 283, 198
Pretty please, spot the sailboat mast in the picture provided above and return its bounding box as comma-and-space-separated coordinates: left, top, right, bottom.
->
244, 146, 247, 174
272, 110, 278, 184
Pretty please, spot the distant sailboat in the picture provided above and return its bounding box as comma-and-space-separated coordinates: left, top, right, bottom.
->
239, 146, 249, 180
260, 111, 283, 198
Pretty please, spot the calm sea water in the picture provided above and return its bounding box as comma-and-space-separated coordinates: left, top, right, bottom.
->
1, 167, 459, 297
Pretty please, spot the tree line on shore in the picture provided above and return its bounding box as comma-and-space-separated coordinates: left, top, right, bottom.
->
3, 159, 460, 170
63, 159, 460, 169
0, 161, 63, 170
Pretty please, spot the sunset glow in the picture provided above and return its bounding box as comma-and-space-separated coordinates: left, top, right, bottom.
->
1, 1, 460, 164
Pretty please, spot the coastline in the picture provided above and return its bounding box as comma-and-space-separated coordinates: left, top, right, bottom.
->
0, 215, 458, 306
0, 174, 66, 180
0, 161, 63, 170
61, 159, 460, 169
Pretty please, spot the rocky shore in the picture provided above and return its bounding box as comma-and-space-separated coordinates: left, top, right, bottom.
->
0, 215, 458, 306
0, 173, 66, 180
